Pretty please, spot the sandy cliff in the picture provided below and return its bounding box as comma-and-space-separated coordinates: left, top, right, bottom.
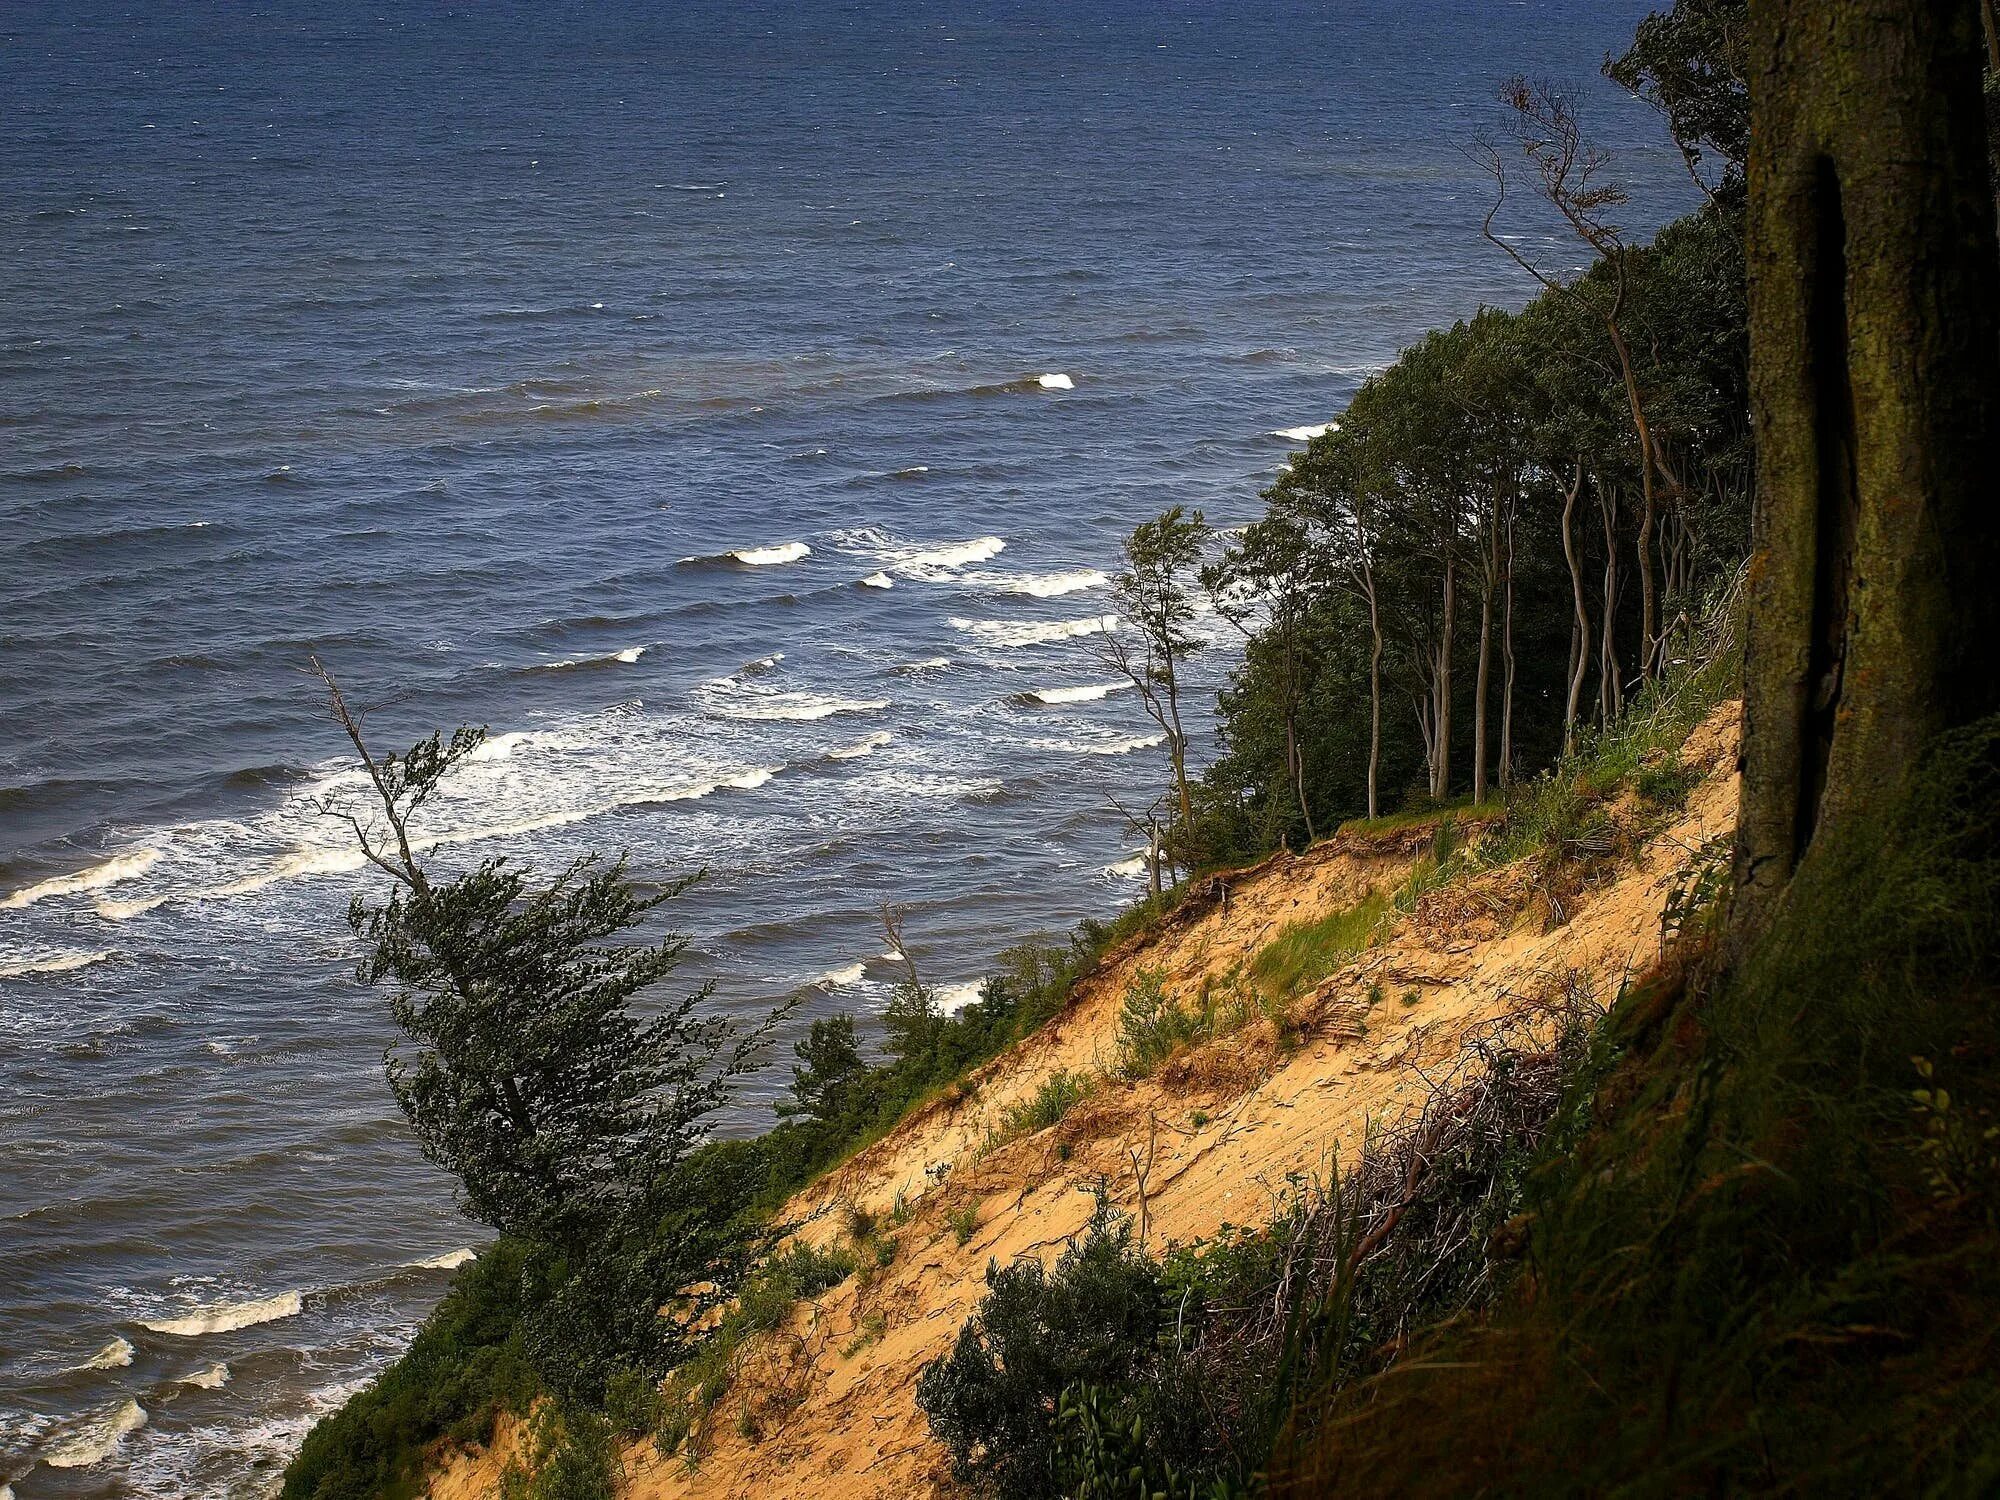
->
429, 700, 1742, 1500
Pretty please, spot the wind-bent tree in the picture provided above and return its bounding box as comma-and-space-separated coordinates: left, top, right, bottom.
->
1103, 506, 1212, 840
314, 661, 772, 1391
1731, 0, 2000, 939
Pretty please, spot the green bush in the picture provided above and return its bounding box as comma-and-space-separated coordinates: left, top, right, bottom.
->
499, 1402, 620, 1500
1248, 891, 1389, 1000
1001, 1070, 1092, 1136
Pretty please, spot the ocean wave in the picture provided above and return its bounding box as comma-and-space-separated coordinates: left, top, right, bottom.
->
0, 849, 161, 910
895, 655, 953, 674
828, 731, 893, 761
676, 540, 812, 568
177, 1362, 230, 1390
934, 979, 985, 1014
984, 568, 1107, 598
1105, 854, 1152, 879
1269, 421, 1337, 442
0, 947, 114, 979
1036, 372, 1075, 390
949, 614, 1117, 648
410, 1248, 477, 1271
906, 535, 1005, 569
41, 1399, 147, 1469
71, 1336, 134, 1372
697, 677, 889, 722
813, 961, 867, 989
859, 572, 894, 589
1012, 682, 1128, 706
1024, 732, 1165, 757
520, 645, 646, 673
139, 1290, 303, 1337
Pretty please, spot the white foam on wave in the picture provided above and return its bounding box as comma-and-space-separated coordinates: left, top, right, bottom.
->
1024, 732, 1165, 758
829, 731, 893, 761
470, 730, 534, 762
42, 1398, 146, 1469
986, 568, 1107, 598
1105, 854, 1152, 880
1022, 682, 1127, 705
1, 849, 161, 910
1270, 421, 1337, 442
0, 947, 114, 979
178, 1362, 230, 1390
529, 645, 647, 671
698, 676, 889, 722
906, 535, 1005, 569
411, 1247, 477, 1271
731, 541, 811, 566
860, 572, 894, 589
950, 615, 1117, 649
815, 961, 868, 989
934, 979, 985, 1014
1036, 372, 1075, 390
72, 1336, 134, 1372
140, 1289, 303, 1337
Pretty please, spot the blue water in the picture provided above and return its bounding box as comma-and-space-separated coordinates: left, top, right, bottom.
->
0, 3, 1686, 1492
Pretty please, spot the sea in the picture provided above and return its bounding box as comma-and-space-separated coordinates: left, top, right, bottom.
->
0, 3, 1688, 1493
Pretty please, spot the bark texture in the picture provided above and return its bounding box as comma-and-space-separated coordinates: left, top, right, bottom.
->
1734, 0, 2000, 936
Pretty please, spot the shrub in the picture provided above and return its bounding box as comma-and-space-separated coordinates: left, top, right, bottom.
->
917, 1209, 1165, 1500
1002, 1070, 1092, 1136
498, 1403, 619, 1500
949, 1204, 980, 1247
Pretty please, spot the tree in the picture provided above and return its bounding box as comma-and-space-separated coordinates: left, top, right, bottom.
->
1205, 507, 1323, 841
781, 1013, 865, 1125
1103, 506, 1213, 842
1606, 0, 1749, 203
314, 661, 772, 1390
1732, 0, 2000, 939
1481, 79, 1676, 686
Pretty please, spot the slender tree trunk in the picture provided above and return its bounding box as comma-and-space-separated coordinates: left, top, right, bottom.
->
1602, 294, 1663, 684
1733, 0, 2000, 941
1473, 495, 1496, 804
1500, 489, 1518, 788
1598, 482, 1623, 725
1561, 458, 1591, 755
1364, 572, 1382, 820
1435, 555, 1457, 798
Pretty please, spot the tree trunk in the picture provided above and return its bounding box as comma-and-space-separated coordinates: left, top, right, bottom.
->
1598, 481, 1623, 725
1435, 555, 1457, 799
1365, 572, 1383, 820
1473, 494, 1497, 804
1734, 0, 2000, 939
1561, 458, 1591, 756
1500, 488, 1518, 788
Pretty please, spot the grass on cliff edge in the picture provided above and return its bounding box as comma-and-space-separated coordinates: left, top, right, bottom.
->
1271, 715, 2000, 1496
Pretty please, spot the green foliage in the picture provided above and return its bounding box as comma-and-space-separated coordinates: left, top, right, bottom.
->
781, 1012, 865, 1124
949, 1204, 981, 1247
281, 1241, 541, 1500
1249, 892, 1389, 1001
499, 1402, 620, 1500
917, 1209, 1167, 1500
1002, 1070, 1092, 1137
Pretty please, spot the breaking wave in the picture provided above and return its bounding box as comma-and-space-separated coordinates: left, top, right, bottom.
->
1, 849, 161, 910
1269, 421, 1336, 442
680, 541, 812, 567
71, 1337, 134, 1372
984, 568, 1106, 597
949, 615, 1117, 648
140, 1290, 304, 1337
828, 731, 893, 760
1012, 682, 1128, 706
40, 1398, 146, 1469
0, 948, 114, 979
521, 645, 646, 673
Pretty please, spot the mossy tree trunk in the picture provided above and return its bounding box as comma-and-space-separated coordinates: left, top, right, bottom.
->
1733, 0, 2000, 939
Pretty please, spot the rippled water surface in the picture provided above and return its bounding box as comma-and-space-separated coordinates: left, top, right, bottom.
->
0, 2, 1684, 1491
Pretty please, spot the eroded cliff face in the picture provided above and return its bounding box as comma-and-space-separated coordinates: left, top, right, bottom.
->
430, 700, 1743, 1500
